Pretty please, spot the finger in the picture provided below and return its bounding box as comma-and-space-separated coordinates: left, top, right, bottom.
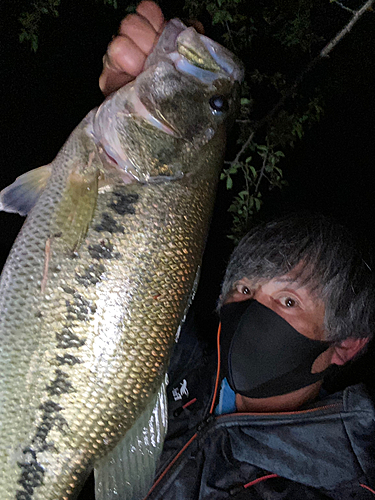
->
119, 14, 158, 56
99, 58, 134, 96
136, 1, 165, 33
187, 19, 205, 34
99, 35, 147, 96
99, 1, 165, 96
108, 34, 147, 76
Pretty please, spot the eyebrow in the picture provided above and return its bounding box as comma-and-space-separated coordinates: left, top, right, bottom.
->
273, 278, 324, 305
272, 278, 309, 293
273, 277, 300, 286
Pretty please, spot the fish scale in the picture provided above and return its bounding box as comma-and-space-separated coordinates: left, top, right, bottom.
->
1, 154, 220, 499
0, 19, 243, 500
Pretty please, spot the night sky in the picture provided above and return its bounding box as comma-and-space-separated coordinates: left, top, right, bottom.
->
0, 1, 375, 497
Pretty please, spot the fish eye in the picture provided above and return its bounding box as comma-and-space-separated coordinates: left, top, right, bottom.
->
209, 95, 229, 114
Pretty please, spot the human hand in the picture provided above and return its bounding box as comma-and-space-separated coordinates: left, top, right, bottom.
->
99, 1, 165, 96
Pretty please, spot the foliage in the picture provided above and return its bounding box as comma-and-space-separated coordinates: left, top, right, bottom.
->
19, 0, 61, 52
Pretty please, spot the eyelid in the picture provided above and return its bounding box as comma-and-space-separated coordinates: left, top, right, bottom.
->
235, 283, 251, 294
276, 294, 301, 308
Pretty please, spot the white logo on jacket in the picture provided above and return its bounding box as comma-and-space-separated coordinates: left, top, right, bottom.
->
172, 379, 189, 401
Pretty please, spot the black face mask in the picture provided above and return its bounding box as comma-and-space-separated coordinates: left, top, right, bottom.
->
220, 300, 334, 399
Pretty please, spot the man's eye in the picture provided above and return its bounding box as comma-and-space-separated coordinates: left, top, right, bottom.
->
281, 297, 297, 308
239, 285, 251, 295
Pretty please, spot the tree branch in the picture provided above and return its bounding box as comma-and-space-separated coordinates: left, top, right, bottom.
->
332, 1, 355, 14
229, 130, 255, 168
320, 0, 374, 57
228, 0, 374, 165
255, 149, 268, 193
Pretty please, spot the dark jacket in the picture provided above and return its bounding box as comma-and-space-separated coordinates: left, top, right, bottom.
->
145, 311, 375, 500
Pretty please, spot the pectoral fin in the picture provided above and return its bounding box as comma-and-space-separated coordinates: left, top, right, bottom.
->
94, 380, 168, 500
50, 163, 99, 253
0, 164, 52, 215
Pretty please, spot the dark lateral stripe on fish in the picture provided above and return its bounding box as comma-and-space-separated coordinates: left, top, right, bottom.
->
46, 369, 74, 396
65, 294, 97, 322
17, 447, 45, 500
75, 263, 106, 287
34, 402, 68, 443
56, 354, 82, 366
94, 212, 125, 234
38, 400, 65, 415
88, 239, 120, 260
108, 191, 139, 216
56, 328, 86, 349
16, 402, 69, 499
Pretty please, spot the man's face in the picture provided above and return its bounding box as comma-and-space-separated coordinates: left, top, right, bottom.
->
224, 275, 336, 412
225, 276, 326, 341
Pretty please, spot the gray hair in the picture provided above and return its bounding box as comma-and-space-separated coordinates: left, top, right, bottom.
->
219, 212, 375, 343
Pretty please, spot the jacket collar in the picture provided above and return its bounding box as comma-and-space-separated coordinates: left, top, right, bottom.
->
203, 384, 375, 490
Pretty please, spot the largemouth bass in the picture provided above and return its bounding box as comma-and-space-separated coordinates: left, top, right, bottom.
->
0, 19, 243, 500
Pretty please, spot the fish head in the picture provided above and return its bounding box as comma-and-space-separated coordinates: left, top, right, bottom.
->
93, 19, 244, 183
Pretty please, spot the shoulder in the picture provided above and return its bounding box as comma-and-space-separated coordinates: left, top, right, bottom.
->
167, 306, 217, 389
158, 307, 218, 471
150, 384, 375, 500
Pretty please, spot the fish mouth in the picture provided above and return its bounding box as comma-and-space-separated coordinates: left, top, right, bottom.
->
145, 19, 244, 84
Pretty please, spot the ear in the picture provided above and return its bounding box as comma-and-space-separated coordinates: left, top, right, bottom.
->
331, 337, 369, 366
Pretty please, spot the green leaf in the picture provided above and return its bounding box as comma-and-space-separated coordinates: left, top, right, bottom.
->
226, 177, 233, 190
31, 36, 38, 52
274, 167, 283, 176
250, 166, 257, 179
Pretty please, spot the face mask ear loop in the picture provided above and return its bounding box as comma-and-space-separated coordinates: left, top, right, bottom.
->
209, 322, 222, 415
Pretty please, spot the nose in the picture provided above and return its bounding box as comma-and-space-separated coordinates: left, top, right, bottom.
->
252, 289, 273, 311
